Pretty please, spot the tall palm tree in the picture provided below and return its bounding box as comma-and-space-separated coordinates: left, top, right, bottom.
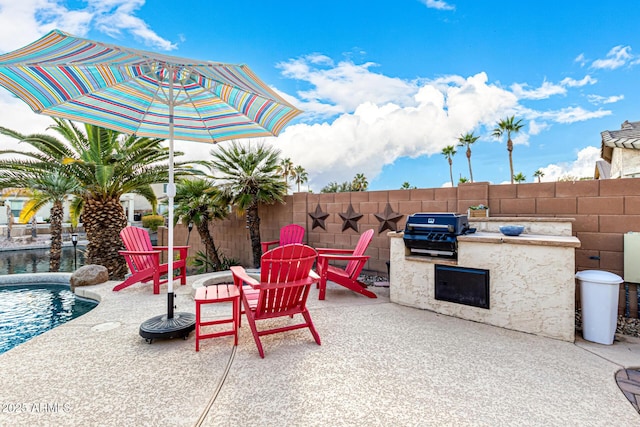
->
0, 171, 79, 271
291, 165, 308, 192
513, 172, 527, 183
457, 132, 479, 182
441, 145, 457, 187
533, 169, 545, 183
174, 178, 229, 271
209, 141, 287, 267
492, 116, 524, 184
400, 182, 416, 190
0, 119, 194, 279
351, 173, 368, 191
277, 157, 294, 193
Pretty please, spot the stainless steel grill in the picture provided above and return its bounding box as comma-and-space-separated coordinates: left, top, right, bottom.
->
403, 213, 475, 257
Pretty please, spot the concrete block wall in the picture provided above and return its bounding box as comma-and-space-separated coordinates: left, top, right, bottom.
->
171, 178, 640, 317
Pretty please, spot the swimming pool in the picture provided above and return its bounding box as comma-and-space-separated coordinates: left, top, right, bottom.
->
0, 283, 98, 354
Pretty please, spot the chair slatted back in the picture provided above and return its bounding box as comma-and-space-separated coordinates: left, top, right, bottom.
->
120, 226, 155, 272
279, 224, 305, 246
344, 229, 374, 278
257, 244, 317, 317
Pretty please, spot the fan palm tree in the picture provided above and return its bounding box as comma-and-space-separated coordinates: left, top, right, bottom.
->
0, 119, 195, 279
291, 165, 308, 192
277, 157, 294, 192
533, 169, 544, 183
209, 141, 287, 267
174, 178, 229, 272
351, 173, 368, 191
513, 172, 527, 183
441, 145, 457, 187
492, 116, 524, 184
400, 182, 416, 190
0, 171, 79, 271
457, 132, 479, 182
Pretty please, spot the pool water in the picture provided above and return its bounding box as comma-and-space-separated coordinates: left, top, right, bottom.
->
0, 284, 97, 354
0, 247, 86, 275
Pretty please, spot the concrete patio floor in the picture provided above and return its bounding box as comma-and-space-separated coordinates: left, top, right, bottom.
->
1, 274, 639, 426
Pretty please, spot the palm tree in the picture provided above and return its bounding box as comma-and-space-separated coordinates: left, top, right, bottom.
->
277, 157, 294, 192
209, 141, 287, 267
0, 119, 194, 279
291, 165, 308, 192
351, 173, 368, 191
441, 145, 457, 187
492, 116, 524, 184
400, 182, 416, 190
533, 169, 544, 183
513, 172, 527, 183
457, 132, 479, 182
0, 171, 79, 271
174, 178, 229, 271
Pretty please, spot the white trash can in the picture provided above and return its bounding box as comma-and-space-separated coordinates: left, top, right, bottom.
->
575, 270, 623, 345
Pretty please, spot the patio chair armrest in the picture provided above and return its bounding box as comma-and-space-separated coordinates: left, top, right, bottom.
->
153, 245, 189, 251
261, 240, 279, 252
119, 250, 161, 256
230, 266, 260, 288
316, 248, 355, 255
251, 276, 317, 290
317, 254, 370, 262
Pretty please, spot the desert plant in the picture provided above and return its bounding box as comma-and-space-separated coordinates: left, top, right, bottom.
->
141, 214, 165, 231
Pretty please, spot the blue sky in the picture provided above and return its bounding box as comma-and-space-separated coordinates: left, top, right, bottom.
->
0, 0, 638, 191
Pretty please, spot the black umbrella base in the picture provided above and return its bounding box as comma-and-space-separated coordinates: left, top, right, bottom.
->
139, 312, 195, 343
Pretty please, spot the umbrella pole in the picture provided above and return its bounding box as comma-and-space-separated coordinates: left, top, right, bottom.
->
138, 67, 195, 343
167, 76, 175, 320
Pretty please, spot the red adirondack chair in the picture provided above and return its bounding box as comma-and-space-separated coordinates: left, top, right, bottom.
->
114, 226, 189, 294
231, 244, 321, 358
261, 224, 305, 253
315, 229, 377, 300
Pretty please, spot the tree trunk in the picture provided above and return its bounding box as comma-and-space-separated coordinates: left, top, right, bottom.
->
246, 202, 261, 268
48, 201, 64, 272
448, 158, 454, 187
196, 218, 222, 271
82, 195, 128, 279
466, 147, 473, 182
507, 138, 514, 184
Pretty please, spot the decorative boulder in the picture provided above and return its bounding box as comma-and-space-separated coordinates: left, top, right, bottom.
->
70, 264, 109, 291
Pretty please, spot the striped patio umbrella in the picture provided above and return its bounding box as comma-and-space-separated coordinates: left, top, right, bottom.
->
0, 30, 302, 339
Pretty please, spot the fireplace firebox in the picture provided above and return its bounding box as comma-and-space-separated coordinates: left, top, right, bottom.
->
435, 265, 490, 309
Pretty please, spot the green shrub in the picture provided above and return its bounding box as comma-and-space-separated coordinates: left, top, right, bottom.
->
141, 214, 165, 231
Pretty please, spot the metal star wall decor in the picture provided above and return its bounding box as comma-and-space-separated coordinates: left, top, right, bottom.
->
309, 204, 330, 230
374, 203, 404, 234
339, 203, 363, 232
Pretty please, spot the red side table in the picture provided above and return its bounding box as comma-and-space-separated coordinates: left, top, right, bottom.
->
195, 284, 240, 351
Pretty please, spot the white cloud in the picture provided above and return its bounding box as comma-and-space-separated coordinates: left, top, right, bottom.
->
277, 56, 418, 118
0, 0, 175, 53
528, 106, 611, 124
587, 94, 624, 105
511, 75, 596, 100
528, 120, 550, 135
268, 71, 519, 190
539, 146, 601, 181
575, 53, 587, 67
591, 45, 633, 70
420, 0, 455, 11
560, 75, 597, 87
89, 0, 177, 50
511, 81, 566, 100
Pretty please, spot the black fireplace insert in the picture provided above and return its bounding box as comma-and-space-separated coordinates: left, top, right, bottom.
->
434, 264, 490, 309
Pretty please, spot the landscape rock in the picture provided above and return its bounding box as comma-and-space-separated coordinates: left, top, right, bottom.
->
70, 264, 109, 291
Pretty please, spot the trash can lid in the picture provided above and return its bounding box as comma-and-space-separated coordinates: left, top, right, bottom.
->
575, 269, 623, 284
